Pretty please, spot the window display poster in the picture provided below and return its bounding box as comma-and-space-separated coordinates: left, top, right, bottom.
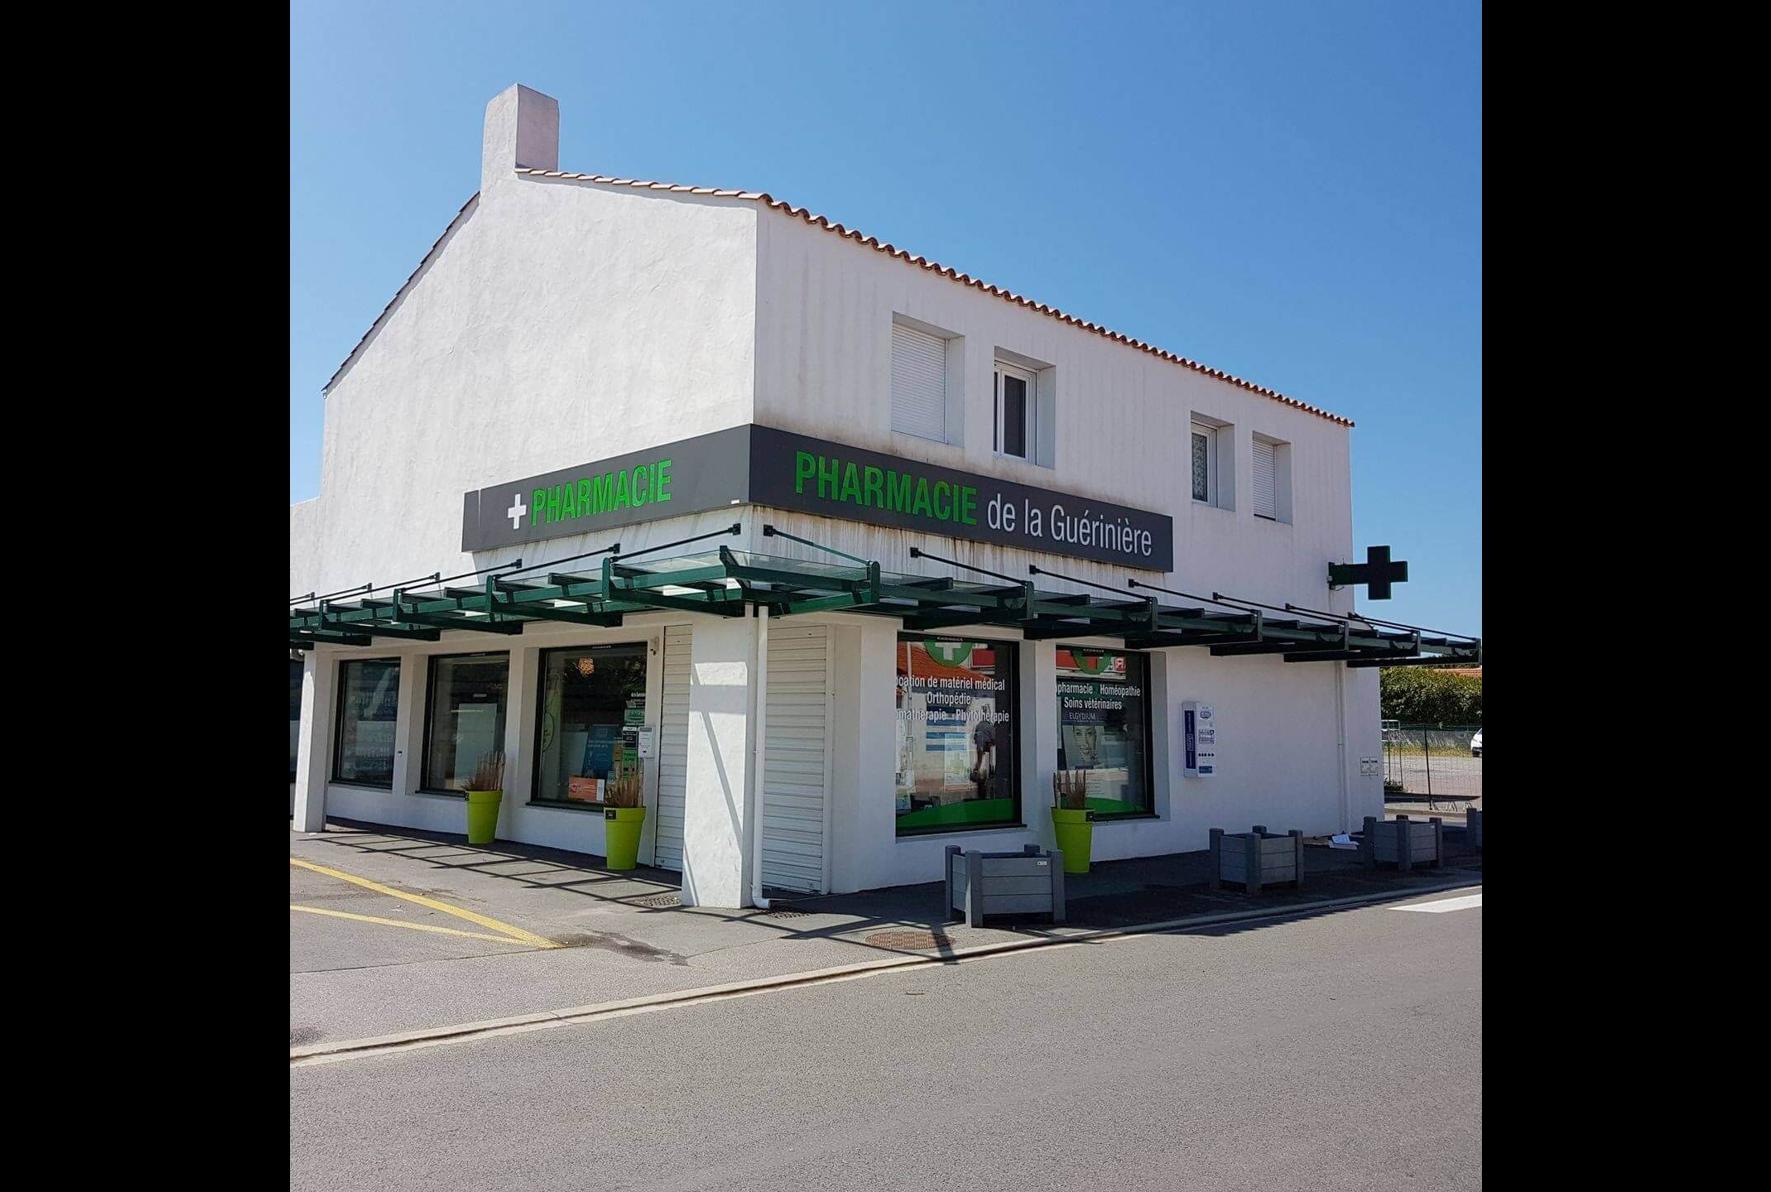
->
582, 724, 621, 777
1055, 649, 1148, 813
893, 637, 1018, 832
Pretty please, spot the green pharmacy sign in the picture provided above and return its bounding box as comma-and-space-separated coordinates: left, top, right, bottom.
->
463, 424, 1174, 570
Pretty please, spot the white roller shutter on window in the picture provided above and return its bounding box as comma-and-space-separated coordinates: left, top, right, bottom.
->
760, 625, 830, 894
652, 625, 692, 872
1253, 439, 1277, 520
891, 323, 946, 441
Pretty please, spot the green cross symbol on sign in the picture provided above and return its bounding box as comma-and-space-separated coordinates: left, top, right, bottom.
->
1327, 545, 1409, 600
924, 641, 974, 667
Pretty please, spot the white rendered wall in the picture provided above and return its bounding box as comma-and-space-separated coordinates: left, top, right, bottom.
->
292, 121, 759, 600
751, 208, 1354, 613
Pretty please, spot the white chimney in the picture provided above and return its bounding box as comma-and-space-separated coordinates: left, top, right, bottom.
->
482, 84, 559, 194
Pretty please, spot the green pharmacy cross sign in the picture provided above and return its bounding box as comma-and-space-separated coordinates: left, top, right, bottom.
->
1328, 545, 1409, 600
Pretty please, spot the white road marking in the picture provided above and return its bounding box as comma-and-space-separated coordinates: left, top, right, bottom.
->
1392, 892, 1482, 914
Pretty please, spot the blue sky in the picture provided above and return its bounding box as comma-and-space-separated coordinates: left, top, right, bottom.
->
291, 0, 1480, 634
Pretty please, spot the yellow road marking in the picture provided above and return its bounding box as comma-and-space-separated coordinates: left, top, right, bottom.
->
290, 857, 561, 949
291, 904, 537, 946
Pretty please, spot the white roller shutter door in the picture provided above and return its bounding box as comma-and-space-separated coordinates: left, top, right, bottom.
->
760, 625, 831, 894
653, 625, 692, 871
1252, 438, 1277, 520
891, 323, 946, 442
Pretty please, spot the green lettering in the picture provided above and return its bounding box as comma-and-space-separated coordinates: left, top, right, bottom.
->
532, 488, 547, 524
590, 473, 611, 513
840, 462, 862, 504
795, 451, 816, 495
547, 485, 563, 523
631, 465, 650, 507
912, 477, 933, 517
560, 481, 578, 519
656, 459, 672, 503
577, 478, 592, 516
933, 480, 951, 521
887, 471, 912, 512
863, 465, 884, 508
959, 486, 978, 526
818, 455, 839, 500
614, 469, 631, 510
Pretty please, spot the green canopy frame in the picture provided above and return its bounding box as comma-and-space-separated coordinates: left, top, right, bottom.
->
290, 524, 1480, 668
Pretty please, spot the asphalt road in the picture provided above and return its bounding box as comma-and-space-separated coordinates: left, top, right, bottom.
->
291, 889, 1481, 1191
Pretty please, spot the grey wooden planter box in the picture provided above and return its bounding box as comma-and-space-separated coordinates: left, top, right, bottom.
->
1210, 826, 1304, 893
1467, 806, 1482, 850
1361, 815, 1444, 870
946, 845, 1066, 927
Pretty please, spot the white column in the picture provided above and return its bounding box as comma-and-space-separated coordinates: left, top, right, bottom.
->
500, 644, 537, 838
680, 615, 756, 908
292, 649, 335, 833
391, 651, 424, 797
832, 618, 897, 895
1148, 650, 1173, 821
1022, 638, 1057, 848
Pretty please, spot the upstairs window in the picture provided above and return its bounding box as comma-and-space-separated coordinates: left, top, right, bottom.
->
1191, 423, 1217, 503
891, 322, 947, 442
994, 361, 1035, 461
1251, 435, 1292, 522
1252, 437, 1277, 520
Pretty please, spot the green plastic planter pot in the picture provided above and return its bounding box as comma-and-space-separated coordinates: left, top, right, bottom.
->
1050, 807, 1094, 874
604, 806, 647, 870
465, 789, 503, 845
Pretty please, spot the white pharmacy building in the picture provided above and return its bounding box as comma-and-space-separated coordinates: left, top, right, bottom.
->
289, 85, 1479, 909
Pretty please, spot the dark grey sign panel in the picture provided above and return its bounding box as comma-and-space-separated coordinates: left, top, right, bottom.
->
747, 426, 1173, 571
460, 425, 752, 552
462, 422, 1173, 571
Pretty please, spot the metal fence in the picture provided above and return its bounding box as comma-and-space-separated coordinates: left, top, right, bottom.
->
1381, 721, 1481, 807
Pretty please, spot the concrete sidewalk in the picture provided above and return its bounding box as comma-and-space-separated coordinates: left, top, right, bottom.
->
291, 819, 1481, 1050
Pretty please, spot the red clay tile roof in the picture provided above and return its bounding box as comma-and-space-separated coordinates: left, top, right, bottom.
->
515, 169, 1353, 427
326, 169, 1355, 428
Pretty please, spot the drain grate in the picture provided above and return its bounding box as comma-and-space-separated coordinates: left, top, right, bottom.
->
762, 907, 813, 919
632, 893, 681, 908
865, 929, 957, 951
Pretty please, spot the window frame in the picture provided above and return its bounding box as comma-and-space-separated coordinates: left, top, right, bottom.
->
890, 319, 949, 443
1054, 645, 1156, 821
993, 361, 1037, 462
893, 632, 1023, 838
419, 650, 511, 796
1190, 423, 1218, 505
529, 641, 650, 810
331, 656, 402, 789
1252, 435, 1280, 522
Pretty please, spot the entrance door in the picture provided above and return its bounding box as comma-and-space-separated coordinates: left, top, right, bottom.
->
652, 625, 692, 871
760, 625, 831, 894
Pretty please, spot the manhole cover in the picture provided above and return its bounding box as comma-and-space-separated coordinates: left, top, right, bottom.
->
865, 929, 956, 951
632, 893, 681, 908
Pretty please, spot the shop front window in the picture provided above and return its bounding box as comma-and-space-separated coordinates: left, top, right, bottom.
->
422, 653, 509, 793
894, 635, 1019, 834
334, 659, 400, 787
533, 644, 648, 806
1055, 646, 1152, 817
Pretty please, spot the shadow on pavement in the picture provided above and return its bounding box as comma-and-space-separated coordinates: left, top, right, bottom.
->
297, 818, 1481, 963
